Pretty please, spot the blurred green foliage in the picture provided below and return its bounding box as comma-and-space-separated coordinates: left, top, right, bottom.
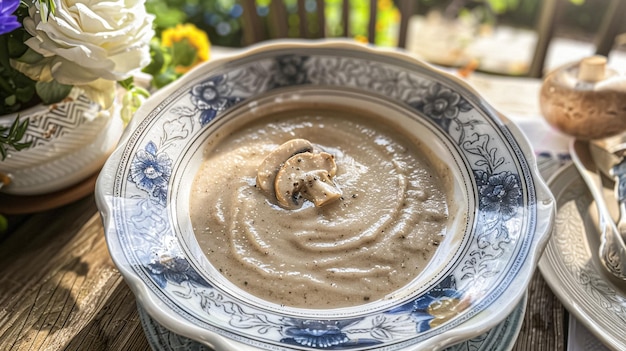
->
146, 0, 244, 46
145, 0, 402, 47
145, 0, 610, 48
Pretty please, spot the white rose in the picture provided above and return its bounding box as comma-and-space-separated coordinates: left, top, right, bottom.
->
20, 0, 154, 85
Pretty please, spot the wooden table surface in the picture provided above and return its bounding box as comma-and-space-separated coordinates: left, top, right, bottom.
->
0, 192, 566, 351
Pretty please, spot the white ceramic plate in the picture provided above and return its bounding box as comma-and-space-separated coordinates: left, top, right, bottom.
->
539, 163, 626, 350
96, 40, 554, 350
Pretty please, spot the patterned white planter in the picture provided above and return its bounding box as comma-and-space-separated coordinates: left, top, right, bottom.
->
0, 88, 123, 195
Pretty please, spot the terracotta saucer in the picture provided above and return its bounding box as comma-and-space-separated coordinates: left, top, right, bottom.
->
0, 172, 99, 214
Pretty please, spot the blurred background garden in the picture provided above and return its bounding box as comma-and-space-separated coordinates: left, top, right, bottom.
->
144, 0, 626, 82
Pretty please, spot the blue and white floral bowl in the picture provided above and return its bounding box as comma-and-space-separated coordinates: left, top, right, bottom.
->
96, 40, 554, 350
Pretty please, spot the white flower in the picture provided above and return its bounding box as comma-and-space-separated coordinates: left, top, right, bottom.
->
13, 0, 155, 107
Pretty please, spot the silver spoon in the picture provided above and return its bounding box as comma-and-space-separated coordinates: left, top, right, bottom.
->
571, 139, 626, 280
588, 138, 626, 241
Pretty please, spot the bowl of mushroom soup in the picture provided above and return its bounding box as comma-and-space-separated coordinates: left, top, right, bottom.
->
95, 40, 554, 350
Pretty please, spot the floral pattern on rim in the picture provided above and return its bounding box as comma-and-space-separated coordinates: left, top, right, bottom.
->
126, 197, 212, 290
189, 280, 415, 346
410, 82, 474, 141
388, 276, 469, 333
269, 55, 310, 89
136, 296, 527, 351
475, 170, 523, 222
406, 80, 522, 298
190, 75, 242, 126
128, 141, 172, 204
466, 132, 523, 227
462, 133, 522, 260
148, 255, 211, 289
280, 318, 382, 349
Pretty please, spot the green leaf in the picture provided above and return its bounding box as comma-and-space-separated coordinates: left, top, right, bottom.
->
35, 80, 72, 105
0, 117, 32, 161
8, 117, 18, 136
15, 48, 45, 65
0, 73, 13, 93
16, 119, 29, 139
15, 85, 35, 103
153, 69, 178, 89
118, 77, 135, 90
134, 86, 150, 98
143, 39, 166, 76
7, 29, 29, 59
171, 39, 198, 67
4, 95, 16, 106
13, 142, 31, 151
145, 2, 186, 29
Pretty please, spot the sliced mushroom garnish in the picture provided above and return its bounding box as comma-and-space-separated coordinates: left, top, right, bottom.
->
256, 138, 314, 194
274, 152, 342, 209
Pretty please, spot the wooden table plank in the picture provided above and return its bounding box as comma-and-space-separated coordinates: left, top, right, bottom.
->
512, 272, 566, 351
0, 196, 149, 351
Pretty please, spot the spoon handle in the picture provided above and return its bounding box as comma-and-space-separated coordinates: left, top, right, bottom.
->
611, 159, 626, 241
571, 140, 626, 280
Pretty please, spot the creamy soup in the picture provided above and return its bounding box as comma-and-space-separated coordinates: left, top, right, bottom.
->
190, 107, 451, 308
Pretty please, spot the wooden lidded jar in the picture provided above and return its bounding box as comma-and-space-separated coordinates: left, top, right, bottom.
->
540, 55, 626, 140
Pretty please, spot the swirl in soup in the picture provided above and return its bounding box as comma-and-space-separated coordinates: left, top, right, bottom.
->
190, 108, 451, 308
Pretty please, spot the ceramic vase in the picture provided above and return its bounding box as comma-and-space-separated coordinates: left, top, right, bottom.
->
0, 88, 123, 195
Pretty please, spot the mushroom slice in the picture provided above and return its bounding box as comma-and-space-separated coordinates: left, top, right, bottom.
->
274, 152, 342, 209
256, 139, 314, 194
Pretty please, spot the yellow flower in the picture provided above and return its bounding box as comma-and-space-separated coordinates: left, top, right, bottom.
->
378, 0, 393, 11
354, 34, 368, 44
161, 23, 211, 74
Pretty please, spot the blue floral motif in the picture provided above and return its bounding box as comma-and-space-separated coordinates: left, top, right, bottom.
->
190, 75, 242, 126
280, 318, 381, 349
411, 82, 472, 133
474, 170, 522, 221
462, 133, 505, 174
270, 55, 310, 89
464, 132, 523, 221
147, 255, 211, 289
128, 141, 172, 204
388, 276, 467, 333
